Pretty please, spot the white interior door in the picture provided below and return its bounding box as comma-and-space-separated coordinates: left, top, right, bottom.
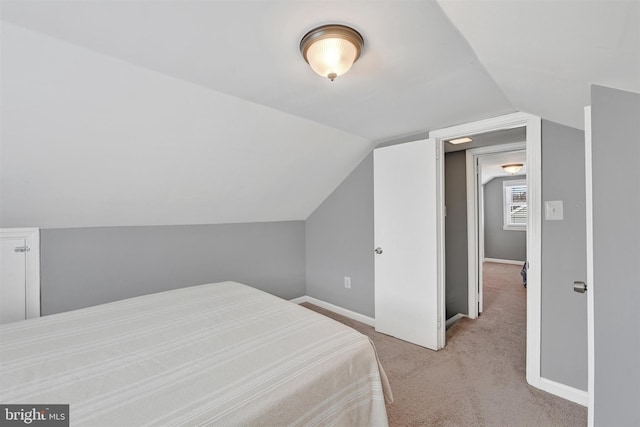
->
374, 139, 441, 350
0, 238, 28, 323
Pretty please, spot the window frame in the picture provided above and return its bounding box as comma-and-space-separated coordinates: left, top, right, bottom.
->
503, 178, 527, 231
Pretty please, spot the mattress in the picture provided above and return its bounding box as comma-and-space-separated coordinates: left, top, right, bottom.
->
0, 281, 392, 426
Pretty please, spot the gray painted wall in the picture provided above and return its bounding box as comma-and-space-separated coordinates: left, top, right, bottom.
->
484, 176, 527, 261
540, 120, 587, 391
445, 151, 468, 318
305, 153, 375, 317
591, 85, 640, 426
40, 222, 305, 315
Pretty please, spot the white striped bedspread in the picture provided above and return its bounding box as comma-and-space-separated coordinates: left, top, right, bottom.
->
0, 281, 393, 426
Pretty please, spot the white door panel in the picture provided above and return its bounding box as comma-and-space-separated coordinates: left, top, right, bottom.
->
374, 139, 440, 350
1, 238, 27, 323
1, 228, 40, 323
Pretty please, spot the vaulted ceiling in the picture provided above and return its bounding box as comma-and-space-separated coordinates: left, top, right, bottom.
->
1, 1, 638, 228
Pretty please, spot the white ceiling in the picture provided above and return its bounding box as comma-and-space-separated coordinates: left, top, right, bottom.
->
479, 151, 527, 185
439, 0, 640, 130
0, 0, 515, 142
1, 1, 638, 228
443, 126, 527, 183
444, 126, 525, 153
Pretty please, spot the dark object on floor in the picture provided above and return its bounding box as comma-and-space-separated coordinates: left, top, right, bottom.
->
521, 261, 528, 287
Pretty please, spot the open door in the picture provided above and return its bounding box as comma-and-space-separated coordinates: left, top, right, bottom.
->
373, 139, 442, 350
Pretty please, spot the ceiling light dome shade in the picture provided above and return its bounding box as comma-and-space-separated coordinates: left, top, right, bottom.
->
300, 25, 364, 81
502, 163, 524, 174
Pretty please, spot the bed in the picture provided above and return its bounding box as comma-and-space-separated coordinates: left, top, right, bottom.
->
0, 281, 392, 426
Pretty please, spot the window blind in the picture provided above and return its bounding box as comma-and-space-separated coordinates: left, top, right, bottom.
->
503, 180, 527, 229
508, 184, 527, 225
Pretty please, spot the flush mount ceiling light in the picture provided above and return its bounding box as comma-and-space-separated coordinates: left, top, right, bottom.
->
448, 137, 473, 144
300, 24, 364, 81
502, 163, 524, 174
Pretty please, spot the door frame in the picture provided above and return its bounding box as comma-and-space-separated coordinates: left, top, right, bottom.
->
429, 112, 542, 386
466, 143, 526, 318
0, 227, 41, 319
584, 106, 595, 427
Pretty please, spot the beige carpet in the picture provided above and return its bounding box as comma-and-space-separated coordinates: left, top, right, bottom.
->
302, 262, 587, 426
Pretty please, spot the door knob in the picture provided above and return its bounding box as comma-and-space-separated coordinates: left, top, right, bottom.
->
573, 281, 587, 293
374, 247, 383, 254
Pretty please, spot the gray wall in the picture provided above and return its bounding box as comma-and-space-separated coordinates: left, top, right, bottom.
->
591, 85, 640, 426
305, 153, 375, 318
41, 222, 305, 315
445, 151, 468, 318
540, 120, 588, 391
484, 176, 527, 261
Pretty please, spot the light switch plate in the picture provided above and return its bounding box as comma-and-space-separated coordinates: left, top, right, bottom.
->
545, 201, 564, 220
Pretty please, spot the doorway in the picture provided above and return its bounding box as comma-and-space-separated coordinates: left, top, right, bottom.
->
443, 130, 527, 323
469, 143, 527, 317
372, 112, 542, 380
429, 112, 542, 387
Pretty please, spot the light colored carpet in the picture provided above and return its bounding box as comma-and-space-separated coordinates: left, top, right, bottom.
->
301, 262, 587, 426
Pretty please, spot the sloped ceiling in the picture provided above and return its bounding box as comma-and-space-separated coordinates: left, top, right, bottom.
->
0, 22, 373, 228
1, 1, 638, 228
0, 0, 514, 142
438, 0, 640, 130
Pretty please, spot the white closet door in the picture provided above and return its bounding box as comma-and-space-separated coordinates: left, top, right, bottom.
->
374, 139, 440, 350
1, 238, 27, 323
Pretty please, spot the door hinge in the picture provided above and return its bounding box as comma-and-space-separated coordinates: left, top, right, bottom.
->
436, 147, 441, 160
437, 319, 442, 329
14, 246, 30, 253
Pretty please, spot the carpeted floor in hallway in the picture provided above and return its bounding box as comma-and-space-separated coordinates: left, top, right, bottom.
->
302, 262, 587, 426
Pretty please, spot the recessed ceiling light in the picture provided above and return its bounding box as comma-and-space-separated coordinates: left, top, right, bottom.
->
448, 137, 473, 144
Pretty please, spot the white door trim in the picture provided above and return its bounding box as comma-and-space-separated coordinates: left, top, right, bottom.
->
478, 171, 485, 313
465, 142, 526, 318
584, 106, 595, 427
466, 149, 478, 318
0, 227, 41, 319
436, 138, 446, 349
429, 112, 542, 389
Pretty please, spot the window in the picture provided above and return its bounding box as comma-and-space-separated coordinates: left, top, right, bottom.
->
503, 179, 527, 231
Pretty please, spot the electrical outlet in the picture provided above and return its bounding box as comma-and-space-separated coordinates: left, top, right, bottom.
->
344, 276, 351, 289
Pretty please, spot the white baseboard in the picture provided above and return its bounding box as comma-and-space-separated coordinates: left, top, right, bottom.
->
484, 257, 526, 266
289, 295, 375, 327
535, 377, 588, 407
445, 313, 467, 329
